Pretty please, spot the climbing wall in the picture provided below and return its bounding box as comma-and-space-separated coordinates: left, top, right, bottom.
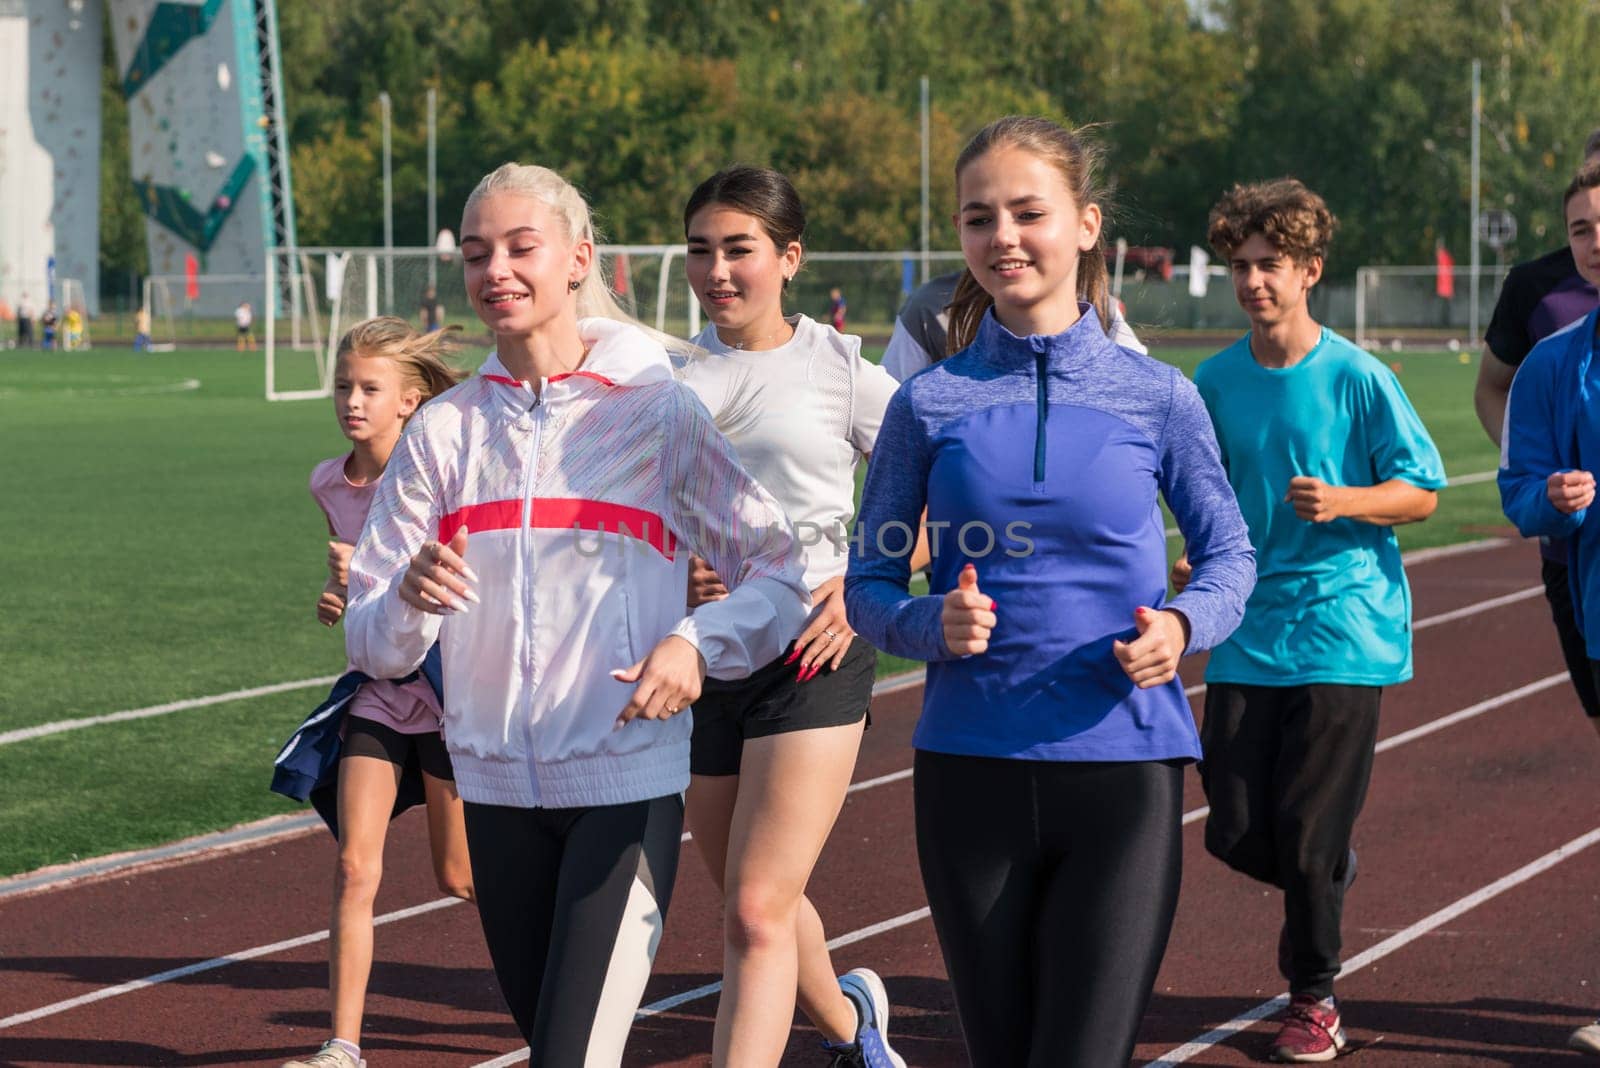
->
109, 0, 279, 314
0, 0, 103, 313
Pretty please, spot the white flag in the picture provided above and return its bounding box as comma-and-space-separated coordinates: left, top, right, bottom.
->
1188, 246, 1210, 298
325, 253, 348, 303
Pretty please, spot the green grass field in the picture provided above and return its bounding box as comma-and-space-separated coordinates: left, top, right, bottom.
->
0, 341, 1508, 877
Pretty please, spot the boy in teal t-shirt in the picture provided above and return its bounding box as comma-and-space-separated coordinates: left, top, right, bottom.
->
1176, 179, 1444, 1063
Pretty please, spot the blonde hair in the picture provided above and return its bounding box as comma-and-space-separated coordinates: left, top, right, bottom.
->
336, 316, 467, 411
464, 163, 696, 356
946, 117, 1113, 354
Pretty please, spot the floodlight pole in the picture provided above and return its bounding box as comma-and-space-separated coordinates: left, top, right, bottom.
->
427, 87, 438, 289
919, 76, 930, 285
380, 91, 394, 312
1469, 58, 1481, 345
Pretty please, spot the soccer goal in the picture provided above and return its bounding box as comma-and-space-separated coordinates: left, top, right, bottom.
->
142, 273, 270, 351
264, 245, 700, 401
1353, 265, 1511, 350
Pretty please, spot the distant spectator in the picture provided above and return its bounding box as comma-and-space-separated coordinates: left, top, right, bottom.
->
63, 306, 84, 351
828, 286, 847, 331
418, 285, 445, 332
134, 305, 152, 352
882, 270, 1148, 382
16, 293, 34, 348
40, 301, 58, 351
235, 300, 256, 351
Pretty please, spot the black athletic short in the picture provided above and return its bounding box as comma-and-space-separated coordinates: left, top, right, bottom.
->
343, 715, 455, 781
690, 637, 876, 776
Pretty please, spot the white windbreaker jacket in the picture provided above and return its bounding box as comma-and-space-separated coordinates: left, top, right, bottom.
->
344, 318, 810, 809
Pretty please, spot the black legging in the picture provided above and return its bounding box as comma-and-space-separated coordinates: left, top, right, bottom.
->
913, 751, 1184, 1068
464, 794, 683, 1065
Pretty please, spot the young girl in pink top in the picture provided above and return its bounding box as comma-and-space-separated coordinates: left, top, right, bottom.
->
285, 317, 470, 1068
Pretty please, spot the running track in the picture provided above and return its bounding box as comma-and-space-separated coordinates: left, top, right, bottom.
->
3, 537, 1596, 1066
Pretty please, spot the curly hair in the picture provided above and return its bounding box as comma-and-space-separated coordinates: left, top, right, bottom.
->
1207, 178, 1338, 266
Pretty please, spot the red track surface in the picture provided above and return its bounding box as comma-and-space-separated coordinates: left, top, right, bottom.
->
3, 539, 1596, 1066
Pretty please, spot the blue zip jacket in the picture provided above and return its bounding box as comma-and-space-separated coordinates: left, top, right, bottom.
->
1499, 309, 1599, 650
846, 308, 1256, 762
269, 645, 444, 838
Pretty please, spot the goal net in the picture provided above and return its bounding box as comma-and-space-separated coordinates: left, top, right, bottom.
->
142, 273, 270, 351
265, 245, 703, 401
1354, 265, 1511, 350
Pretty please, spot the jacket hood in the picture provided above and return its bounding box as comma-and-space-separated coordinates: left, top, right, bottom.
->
477, 317, 675, 390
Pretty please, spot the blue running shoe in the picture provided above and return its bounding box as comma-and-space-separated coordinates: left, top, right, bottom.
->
823, 967, 907, 1068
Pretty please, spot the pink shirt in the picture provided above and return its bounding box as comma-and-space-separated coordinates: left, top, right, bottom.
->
310, 455, 443, 735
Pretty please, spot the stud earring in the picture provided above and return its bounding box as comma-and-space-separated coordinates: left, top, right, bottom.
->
568, 279, 581, 292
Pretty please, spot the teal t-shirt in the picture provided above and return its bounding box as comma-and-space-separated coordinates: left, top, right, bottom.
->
1194, 328, 1446, 686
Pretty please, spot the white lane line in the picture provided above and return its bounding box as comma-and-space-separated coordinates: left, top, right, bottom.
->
473, 906, 938, 1066
0, 676, 340, 747
1148, 823, 1600, 1066
1176, 671, 1568, 831
482, 667, 1566, 1065
0, 666, 1563, 1033
1412, 585, 1541, 630
3, 530, 1526, 748
1178, 586, 1545, 705
0, 897, 461, 1031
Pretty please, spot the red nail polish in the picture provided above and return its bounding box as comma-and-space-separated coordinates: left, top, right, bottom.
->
784, 649, 800, 665
989, 599, 997, 611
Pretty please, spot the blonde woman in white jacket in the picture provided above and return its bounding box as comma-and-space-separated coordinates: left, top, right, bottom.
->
343, 162, 810, 1066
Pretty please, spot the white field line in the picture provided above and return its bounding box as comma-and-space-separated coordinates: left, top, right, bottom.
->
0, 671, 933, 898
1, 578, 1546, 897
0, 676, 341, 747
0, 663, 1565, 1034
1164, 469, 1500, 538
2, 523, 1523, 750
1148, 822, 1600, 1066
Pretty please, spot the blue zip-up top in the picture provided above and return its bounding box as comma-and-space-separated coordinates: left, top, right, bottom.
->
845, 307, 1256, 762
1500, 309, 1600, 651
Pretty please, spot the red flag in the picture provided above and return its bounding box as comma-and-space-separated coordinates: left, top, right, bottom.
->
1435, 243, 1455, 300
184, 253, 200, 301
613, 252, 630, 297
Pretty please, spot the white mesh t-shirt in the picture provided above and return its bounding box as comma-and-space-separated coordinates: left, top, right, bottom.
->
681, 314, 899, 588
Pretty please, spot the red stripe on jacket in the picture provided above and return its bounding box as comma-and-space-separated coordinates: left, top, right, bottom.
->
439, 498, 677, 560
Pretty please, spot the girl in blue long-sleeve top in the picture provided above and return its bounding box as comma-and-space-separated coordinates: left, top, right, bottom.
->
844, 116, 1257, 1066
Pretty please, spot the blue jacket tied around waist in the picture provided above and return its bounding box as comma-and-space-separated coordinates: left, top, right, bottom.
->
269, 644, 444, 838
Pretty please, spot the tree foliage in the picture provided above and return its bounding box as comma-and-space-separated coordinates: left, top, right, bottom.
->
98, 0, 1600, 281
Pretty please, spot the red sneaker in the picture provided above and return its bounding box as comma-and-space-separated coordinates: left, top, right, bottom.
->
1270, 994, 1347, 1062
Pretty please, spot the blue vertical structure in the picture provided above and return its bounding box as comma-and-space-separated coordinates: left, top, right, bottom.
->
109, 0, 295, 313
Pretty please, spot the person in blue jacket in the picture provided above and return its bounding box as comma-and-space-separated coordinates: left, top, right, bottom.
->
845, 115, 1256, 1067
1498, 159, 1600, 1058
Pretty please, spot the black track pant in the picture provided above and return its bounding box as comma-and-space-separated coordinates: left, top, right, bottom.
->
1544, 557, 1600, 718
1200, 683, 1381, 1000
463, 794, 683, 1066
914, 751, 1184, 1068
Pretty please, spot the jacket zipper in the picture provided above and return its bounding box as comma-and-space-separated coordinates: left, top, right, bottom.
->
1033, 351, 1049, 485
522, 387, 543, 799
